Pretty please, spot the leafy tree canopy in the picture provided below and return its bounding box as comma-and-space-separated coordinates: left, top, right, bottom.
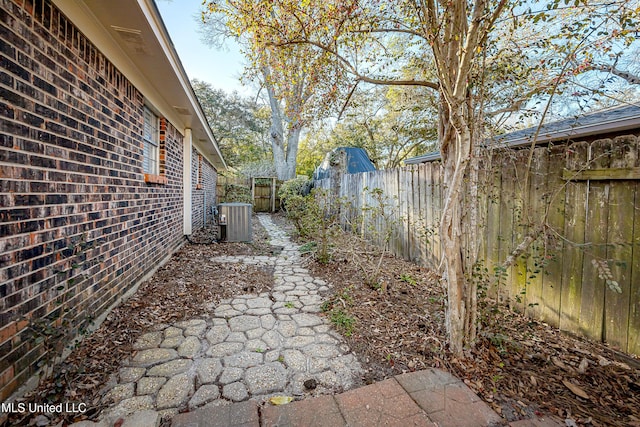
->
191, 79, 271, 168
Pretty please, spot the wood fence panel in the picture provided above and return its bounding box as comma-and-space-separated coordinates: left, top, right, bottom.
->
313, 134, 639, 355
525, 148, 549, 319
377, 169, 395, 253
415, 166, 422, 262
423, 165, 435, 265
359, 172, 368, 237
475, 158, 489, 274
355, 173, 365, 232
499, 152, 518, 306
412, 166, 421, 262
579, 139, 612, 342
629, 136, 640, 354
253, 184, 271, 212
541, 146, 566, 326
415, 165, 425, 264
510, 150, 529, 313
604, 138, 636, 351
560, 141, 589, 333
485, 156, 503, 300
432, 163, 442, 263
366, 172, 377, 244
399, 168, 410, 257
392, 168, 402, 256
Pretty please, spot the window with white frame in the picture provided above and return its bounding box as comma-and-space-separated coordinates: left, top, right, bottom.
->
143, 106, 159, 174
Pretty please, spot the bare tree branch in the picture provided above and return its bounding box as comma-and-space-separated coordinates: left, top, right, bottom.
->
272, 39, 440, 90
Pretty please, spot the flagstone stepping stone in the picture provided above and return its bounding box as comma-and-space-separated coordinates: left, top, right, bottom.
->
222, 382, 249, 402
131, 348, 178, 367
196, 358, 223, 384
188, 384, 220, 409
119, 367, 146, 383
223, 351, 263, 368
147, 359, 192, 377
137, 377, 166, 395
245, 363, 287, 395
219, 367, 244, 385
178, 336, 201, 358
156, 373, 194, 409
133, 332, 163, 350
228, 315, 261, 332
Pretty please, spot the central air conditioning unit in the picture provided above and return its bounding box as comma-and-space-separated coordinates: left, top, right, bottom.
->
217, 203, 252, 242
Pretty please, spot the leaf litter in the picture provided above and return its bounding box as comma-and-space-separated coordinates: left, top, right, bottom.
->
272, 214, 640, 427
8, 214, 640, 426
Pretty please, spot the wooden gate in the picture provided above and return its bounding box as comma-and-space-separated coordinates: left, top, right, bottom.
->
251, 177, 281, 212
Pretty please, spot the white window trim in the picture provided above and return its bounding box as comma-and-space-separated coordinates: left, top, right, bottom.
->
143, 105, 159, 175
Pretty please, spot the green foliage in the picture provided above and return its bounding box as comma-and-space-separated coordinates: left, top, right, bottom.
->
298, 241, 317, 254
281, 187, 340, 263
220, 183, 252, 204
399, 273, 417, 286
191, 79, 271, 168
592, 258, 622, 293
238, 160, 277, 179
279, 177, 312, 208
321, 287, 356, 336
329, 309, 355, 337
359, 187, 399, 287
299, 84, 438, 170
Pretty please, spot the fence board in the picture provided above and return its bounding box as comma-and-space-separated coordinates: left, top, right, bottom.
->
408, 166, 417, 262
485, 156, 503, 300
399, 168, 409, 257
499, 151, 519, 307
416, 166, 426, 265
475, 157, 488, 272
510, 150, 529, 313
579, 139, 611, 342
423, 165, 435, 266
560, 142, 588, 333
629, 136, 640, 354
604, 137, 636, 351
541, 146, 566, 326
432, 163, 442, 263
393, 169, 402, 255
525, 148, 549, 319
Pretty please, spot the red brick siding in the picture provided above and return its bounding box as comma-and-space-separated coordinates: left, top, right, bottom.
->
0, 0, 187, 400
191, 149, 217, 229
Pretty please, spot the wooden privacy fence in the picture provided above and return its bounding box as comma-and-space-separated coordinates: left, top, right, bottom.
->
216, 176, 281, 212
316, 136, 640, 355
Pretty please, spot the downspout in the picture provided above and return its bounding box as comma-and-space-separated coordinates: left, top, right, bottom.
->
183, 128, 193, 235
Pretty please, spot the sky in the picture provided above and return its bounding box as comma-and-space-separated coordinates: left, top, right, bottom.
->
156, 0, 249, 95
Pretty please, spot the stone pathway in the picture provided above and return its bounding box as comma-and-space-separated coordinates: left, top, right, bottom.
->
79, 214, 362, 426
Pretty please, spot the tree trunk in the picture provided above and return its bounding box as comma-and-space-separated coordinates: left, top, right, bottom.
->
284, 125, 301, 180
263, 68, 301, 181
439, 103, 473, 355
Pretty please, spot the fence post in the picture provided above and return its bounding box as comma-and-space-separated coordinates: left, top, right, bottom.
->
271, 177, 276, 213
328, 150, 348, 214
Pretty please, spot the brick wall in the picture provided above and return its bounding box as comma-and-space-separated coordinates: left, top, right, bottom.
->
0, 0, 192, 400
191, 149, 217, 229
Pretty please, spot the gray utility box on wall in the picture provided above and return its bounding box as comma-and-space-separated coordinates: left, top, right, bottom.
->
217, 203, 253, 242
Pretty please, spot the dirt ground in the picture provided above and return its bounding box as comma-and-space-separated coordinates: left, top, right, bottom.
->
7, 214, 640, 426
